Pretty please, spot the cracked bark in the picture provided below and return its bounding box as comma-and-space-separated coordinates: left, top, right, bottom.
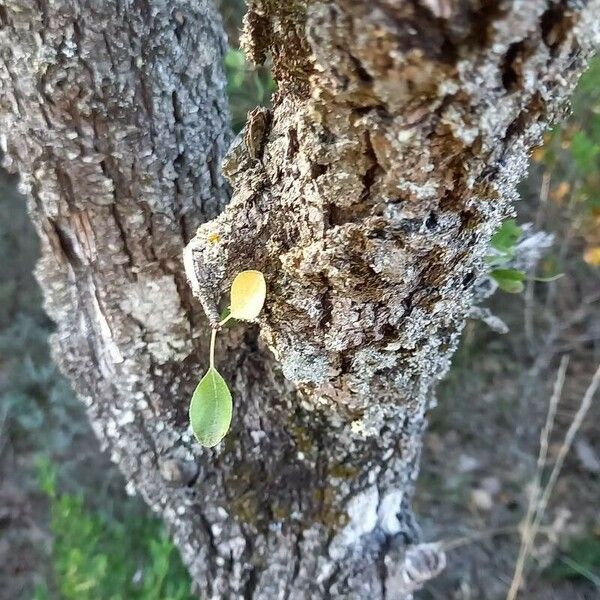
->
1, 1, 599, 599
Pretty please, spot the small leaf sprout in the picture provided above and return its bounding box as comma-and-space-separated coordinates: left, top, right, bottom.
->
189, 270, 266, 447
486, 220, 562, 293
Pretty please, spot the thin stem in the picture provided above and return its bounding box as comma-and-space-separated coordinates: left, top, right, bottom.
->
209, 327, 217, 370
209, 313, 233, 371
507, 356, 568, 600
219, 313, 233, 327
524, 170, 550, 350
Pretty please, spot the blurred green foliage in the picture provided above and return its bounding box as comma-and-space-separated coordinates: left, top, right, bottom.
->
544, 533, 600, 586
0, 176, 89, 465
486, 220, 526, 293
216, 0, 276, 133
33, 459, 194, 600
533, 55, 600, 266
225, 48, 276, 133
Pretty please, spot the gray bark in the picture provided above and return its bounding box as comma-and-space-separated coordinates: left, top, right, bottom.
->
1, 1, 598, 599
0, 0, 235, 593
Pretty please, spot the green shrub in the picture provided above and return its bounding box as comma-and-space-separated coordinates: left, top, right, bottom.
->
35, 459, 194, 600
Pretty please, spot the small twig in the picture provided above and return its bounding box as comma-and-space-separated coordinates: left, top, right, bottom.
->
507, 356, 569, 600
553, 334, 600, 352
545, 188, 578, 313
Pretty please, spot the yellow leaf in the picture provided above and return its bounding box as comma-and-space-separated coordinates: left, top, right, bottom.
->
229, 270, 266, 320
583, 246, 600, 267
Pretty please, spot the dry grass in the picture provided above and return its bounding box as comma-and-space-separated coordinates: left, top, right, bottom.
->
507, 361, 600, 599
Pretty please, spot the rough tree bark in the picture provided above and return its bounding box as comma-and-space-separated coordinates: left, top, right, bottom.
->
1, 0, 598, 599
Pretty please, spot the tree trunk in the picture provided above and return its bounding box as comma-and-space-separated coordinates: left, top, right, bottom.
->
1, 1, 598, 599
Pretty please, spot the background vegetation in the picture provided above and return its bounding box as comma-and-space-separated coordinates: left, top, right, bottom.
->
0, 3, 598, 598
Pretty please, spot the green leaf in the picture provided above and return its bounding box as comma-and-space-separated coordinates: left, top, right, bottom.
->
189, 367, 232, 448
490, 219, 522, 254
491, 268, 525, 293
